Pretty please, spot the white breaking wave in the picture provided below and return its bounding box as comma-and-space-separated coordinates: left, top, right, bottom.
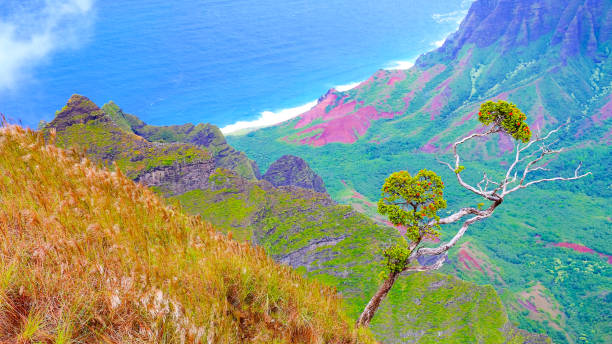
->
221, 100, 318, 135
433, 39, 446, 48
222, 80, 366, 135
432, 9, 468, 25
335, 81, 361, 92
385, 60, 415, 70
0, 0, 95, 91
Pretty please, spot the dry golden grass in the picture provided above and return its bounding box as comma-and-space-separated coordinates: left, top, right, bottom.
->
0, 125, 374, 343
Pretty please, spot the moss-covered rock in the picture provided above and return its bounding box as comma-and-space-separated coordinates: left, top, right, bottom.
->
263, 154, 327, 193
101, 101, 260, 180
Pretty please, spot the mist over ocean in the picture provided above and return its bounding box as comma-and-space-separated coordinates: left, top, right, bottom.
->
0, 0, 471, 130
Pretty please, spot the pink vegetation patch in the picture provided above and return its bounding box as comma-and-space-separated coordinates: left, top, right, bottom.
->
426, 88, 451, 120
403, 90, 416, 108
296, 105, 397, 146
518, 299, 538, 313
294, 90, 348, 129
498, 132, 514, 154
291, 64, 448, 147
403, 64, 447, 109
531, 106, 547, 132
419, 64, 447, 84
592, 95, 612, 124
554, 242, 612, 264
603, 128, 612, 144
350, 190, 375, 207
554, 242, 594, 253
457, 249, 484, 273
455, 110, 476, 127
386, 70, 406, 86
419, 135, 440, 153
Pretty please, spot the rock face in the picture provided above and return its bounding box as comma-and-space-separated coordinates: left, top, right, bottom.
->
45, 95, 215, 194
102, 101, 261, 181
134, 162, 215, 195
262, 155, 326, 193
48, 95, 110, 131
422, 0, 611, 62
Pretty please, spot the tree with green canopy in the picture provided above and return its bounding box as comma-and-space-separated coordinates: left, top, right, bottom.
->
356, 100, 591, 327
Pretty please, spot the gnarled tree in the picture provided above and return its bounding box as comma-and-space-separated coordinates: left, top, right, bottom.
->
356, 100, 592, 327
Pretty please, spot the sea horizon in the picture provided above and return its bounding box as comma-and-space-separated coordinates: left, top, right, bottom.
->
0, 0, 472, 132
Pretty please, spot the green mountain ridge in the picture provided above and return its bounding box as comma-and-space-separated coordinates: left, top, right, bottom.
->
102, 100, 261, 180
227, 0, 612, 343
40, 94, 546, 343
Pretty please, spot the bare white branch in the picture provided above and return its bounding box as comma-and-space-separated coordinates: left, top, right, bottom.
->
415, 199, 501, 259
437, 129, 502, 201
417, 120, 590, 264
435, 207, 483, 225
403, 253, 447, 272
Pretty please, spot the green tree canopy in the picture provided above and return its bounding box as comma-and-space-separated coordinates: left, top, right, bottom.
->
478, 100, 531, 142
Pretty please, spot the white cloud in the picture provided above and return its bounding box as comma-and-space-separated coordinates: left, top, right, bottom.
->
0, 0, 95, 91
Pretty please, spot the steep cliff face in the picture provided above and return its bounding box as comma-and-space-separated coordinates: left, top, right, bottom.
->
134, 162, 215, 195
263, 155, 327, 193
241, 0, 610, 149
427, 0, 611, 61
102, 101, 260, 180
47, 95, 214, 189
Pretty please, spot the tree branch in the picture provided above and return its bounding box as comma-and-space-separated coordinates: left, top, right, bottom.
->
402, 253, 447, 272
415, 199, 501, 259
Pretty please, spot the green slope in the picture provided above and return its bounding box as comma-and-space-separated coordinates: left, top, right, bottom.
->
227, 1, 612, 343
41, 94, 545, 343
0, 124, 374, 343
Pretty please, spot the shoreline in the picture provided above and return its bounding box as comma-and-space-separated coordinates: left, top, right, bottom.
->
220, 59, 417, 135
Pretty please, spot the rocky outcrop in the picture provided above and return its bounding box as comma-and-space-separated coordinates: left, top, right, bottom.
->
262, 155, 326, 193
46, 95, 214, 189
134, 161, 215, 195
102, 102, 260, 180
48, 95, 110, 131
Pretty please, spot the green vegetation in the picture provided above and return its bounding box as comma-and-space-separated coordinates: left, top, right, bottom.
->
39, 95, 544, 343
103, 102, 259, 180
0, 124, 374, 343
228, 27, 612, 343
230, 123, 610, 343
477, 100, 531, 142
378, 169, 447, 242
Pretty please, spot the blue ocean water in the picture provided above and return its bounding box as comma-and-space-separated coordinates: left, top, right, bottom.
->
0, 0, 471, 130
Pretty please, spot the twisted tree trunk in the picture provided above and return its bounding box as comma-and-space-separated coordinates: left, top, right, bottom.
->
356, 271, 399, 327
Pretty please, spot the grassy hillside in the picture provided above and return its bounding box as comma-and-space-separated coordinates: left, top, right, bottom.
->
0, 124, 373, 343
37, 95, 547, 343
35, 96, 546, 343
227, 1, 612, 342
